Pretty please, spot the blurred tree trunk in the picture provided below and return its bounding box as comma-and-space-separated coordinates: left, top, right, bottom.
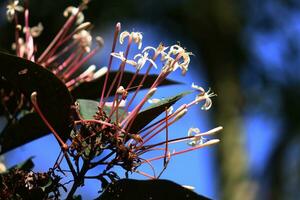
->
178, 1, 254, 199
266, 86, 300, 200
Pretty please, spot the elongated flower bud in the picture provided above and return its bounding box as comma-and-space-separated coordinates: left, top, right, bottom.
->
146, 87, 157, 99
174, 108, 188, 121
93, 66, 107, 79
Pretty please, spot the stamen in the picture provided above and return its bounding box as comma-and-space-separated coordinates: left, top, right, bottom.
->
143, 126, 222, 149
63, 46, 99, 80
30, 92, 67, 150
45, 41, 77, 66
134, 170, 155, 179
122, 87, 157, 130
53, 50, 81, 75
37, 4, 86, 63
24, 8, 31, 60
107, 35, 133, 110
99, 22, 121, 106
144, 139, 220, 163
163, 108, 169, 167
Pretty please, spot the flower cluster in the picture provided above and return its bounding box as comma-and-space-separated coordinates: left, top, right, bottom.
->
7, 0, 105, 89
4, 0, 222, 197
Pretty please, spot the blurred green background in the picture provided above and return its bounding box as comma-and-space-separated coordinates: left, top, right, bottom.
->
1, 0, 300, 199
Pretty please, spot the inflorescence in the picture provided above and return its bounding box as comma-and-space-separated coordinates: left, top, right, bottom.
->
3, 0, 222, 197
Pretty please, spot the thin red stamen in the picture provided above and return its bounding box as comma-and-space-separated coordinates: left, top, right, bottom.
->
99, 22, 121, 106
14, 15, 20, 56
121, 52, 159, 120
59, 51, 84, 78
63, 47, 99, 80
30, 92, 67, 150
24, 9, 31, 60
143, 139, 220, 163
135, 170, 155, 179
142, 127, 222, 151
163, 108, 169, 166
105, 36, 133, 114
45, 27, 89, 61
74, 119, 114, 127
139, 116, 178, 147
44, 41, 77, 66
37, 4, 84, 63
54, 50, 81, 75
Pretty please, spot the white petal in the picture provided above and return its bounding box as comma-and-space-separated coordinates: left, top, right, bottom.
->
119, 31, 130, 45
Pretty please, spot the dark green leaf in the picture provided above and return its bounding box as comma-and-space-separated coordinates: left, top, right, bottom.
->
0, 52, 73, 154
73, 195, 82, 200
129, 91, 192, 133
0, 79, 21, 116
40, 178, 52, 192
99, 176, 109, 191
71, 71, 181, 99
77, 99, 99, 120
77, 99, 127, 122
0, 113, 50, 154
8, 156, 35, 171
98, 179, 211, 200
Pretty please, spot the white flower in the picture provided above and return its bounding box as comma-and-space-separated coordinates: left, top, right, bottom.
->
178, 51, 191, 75
193, 85, 216, 110
132, 52, 157, 70
111, 51, 153, 70
191, 82, 205, 94
169, 44, 184, 55
161, 44, 192, 75
143, 43, 169, 61
6, 0, 24, 22
111, 51, 126, 62
73, 30, 92, 52
30, 22, 44, 37
120, 31, 143, 49
142, 46, 157, 54
63, 6, 84, 24
23, 22, 44, 38
187, 127, 206, 146
169, 45, 192, 75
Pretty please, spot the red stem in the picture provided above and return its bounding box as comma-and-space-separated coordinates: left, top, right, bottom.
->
99, 22, 121, 106
14, 15, 20, 56
45, 41, 77, 66
37, 5, 84, 63
143, 140, 219, 163
63, 47, 99, 80
30, 92, 67, 150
